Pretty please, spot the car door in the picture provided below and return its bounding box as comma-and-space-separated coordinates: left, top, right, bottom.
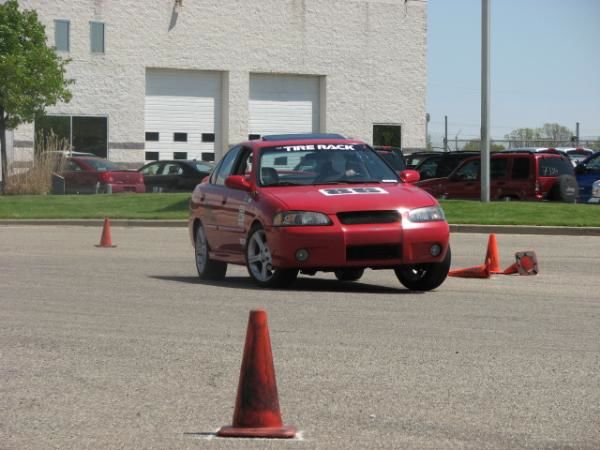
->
199, 146, 243, 254
62, 159, 95, 194
140, 162, 164, 192
218, 147, 255, 256
489, 157, 509, 199
443, 159, 480, 199
160, 162, 184, 192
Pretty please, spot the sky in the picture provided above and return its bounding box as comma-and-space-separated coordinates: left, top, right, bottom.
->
427, 0, 600, 147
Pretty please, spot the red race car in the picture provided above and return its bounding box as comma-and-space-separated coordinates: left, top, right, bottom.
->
189, 134, 450, 291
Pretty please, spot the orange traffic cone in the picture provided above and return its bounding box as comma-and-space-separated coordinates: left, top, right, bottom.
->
485, 234, 502, 274
217, 310, 296, 439
95, 217, 116, 248
503, 251, 538, 276
448, 263, 491, 279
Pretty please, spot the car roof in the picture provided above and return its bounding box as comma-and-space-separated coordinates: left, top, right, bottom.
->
248, 135, 366, 149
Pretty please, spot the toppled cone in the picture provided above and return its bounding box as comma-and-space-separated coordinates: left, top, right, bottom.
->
485, 233, 502, 274
95, 217, 116, 248
448, 263, 491, 279
217, 309, 296, 439
503, 251, 538, 276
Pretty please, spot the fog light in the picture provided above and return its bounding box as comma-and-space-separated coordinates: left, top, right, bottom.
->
295, 249, 309, 262
430, 244, 442, 257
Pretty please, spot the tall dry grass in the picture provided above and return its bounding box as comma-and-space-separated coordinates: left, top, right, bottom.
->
4, 132, 69, 195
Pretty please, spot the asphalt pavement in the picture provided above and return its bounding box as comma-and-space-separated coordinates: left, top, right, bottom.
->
1, 225, 599, 449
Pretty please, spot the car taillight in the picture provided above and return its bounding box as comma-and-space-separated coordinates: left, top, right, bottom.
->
99, 172, 113, 183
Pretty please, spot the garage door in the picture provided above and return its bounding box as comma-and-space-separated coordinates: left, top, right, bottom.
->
249, 74, 320, 138
145, 69, 221, 161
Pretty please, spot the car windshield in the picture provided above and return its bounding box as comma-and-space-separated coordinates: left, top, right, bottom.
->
80, 158, 121, 172
258, 144, 399, 186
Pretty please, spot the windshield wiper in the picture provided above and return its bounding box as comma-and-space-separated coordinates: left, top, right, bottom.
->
317, 179, 383, 185
264, 181, 304, 186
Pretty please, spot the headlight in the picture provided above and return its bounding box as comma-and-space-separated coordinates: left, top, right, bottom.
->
592, 180, 600, 198
407, 205, 446, 223
273, 211, 332, 226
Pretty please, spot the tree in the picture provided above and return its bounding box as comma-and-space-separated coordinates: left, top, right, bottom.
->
0, 0, 72, 191
462, 140, 505, 152
504, 123, 574, 147
504, 127, 541, 147
540, 123, 573, 144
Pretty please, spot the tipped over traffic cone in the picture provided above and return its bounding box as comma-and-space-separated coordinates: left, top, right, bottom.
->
95, 217, 116, 248
503, 251, 538, 275
217, 310, 296, 439
448, 263, 491, 279
485, 234, 502, 274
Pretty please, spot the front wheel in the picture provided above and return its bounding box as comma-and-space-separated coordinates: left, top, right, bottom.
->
195, 223, 227, 280
394, 247, 451, 291
246, 225, 298, 288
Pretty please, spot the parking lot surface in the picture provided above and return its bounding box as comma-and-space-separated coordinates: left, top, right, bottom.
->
1, 225, 599, 449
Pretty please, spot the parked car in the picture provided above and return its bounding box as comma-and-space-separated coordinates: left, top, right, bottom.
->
189, 133, 450, 291
374, 146, 406, 171
575, 151, 600, 203
415, 151, 578, 202
414, 151, 479, 181
138, 159, 215, 192
60, 156, 145, 194
555, 147, 595, 167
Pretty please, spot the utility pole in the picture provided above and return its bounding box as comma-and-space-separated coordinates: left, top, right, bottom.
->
444, 115, 448, 152
425, 113, 430, 150
576, 122, 580, 146
480, 0, 491, 203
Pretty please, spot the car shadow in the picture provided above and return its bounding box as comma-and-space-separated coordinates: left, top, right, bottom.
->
149, 275, 415, 294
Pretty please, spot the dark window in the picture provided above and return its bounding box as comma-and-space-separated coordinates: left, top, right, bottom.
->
174, 133, 188, 142
214, 146, 242, 185
173, 152, 187, 160
145, 151, 159, 161
145, 132, 159, 141
201, 133, 215, 143
55, 20, 70, 52
201, 152, 215, 162
35, 115, 70, 156
373, 125, 401, 148
454, 160, 480, 181
72, 117, 108, 157
90, 22, 105, 53
248, 134, 261, 140
511, 158, 530, 179
490, 158, 508, 180
539, 157, 573, 177
141, 162, 161, 175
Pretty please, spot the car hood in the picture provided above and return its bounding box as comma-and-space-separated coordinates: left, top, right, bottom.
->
262, 183, 437, 214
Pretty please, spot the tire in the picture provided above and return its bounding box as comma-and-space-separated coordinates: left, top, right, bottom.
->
334, 268, 365, 282
194, 223, 227, 280
246, 224, 298, 288
549, 175, 578, 203
394, 247, 451, 291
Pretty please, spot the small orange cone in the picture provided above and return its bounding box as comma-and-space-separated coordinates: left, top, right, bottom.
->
503, 251, 538, 275
217, 310, 296, 439
95, 217, 116, 248
448, 263, 491, 279
485, 234, 502, 274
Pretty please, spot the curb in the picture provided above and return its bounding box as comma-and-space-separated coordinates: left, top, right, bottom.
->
1, 219, 599, 235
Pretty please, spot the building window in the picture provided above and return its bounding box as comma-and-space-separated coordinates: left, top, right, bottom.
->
373, 124, 401, 148
145, 151, 159, 161
173, 132, 187, 142
173, 152, 187, 160
55, 20, 70, 52
145, 132, 159, 141
201, 152, 215, 162
248, 134, 261, 140
90, 22, 105, 53
201, 133, 215, 143
35, 115, 108, 158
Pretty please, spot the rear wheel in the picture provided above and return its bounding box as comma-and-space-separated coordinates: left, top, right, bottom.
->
246, 224, 298, 288
334, 268, 365, 282
549, 175, 578, 203
394, 247, 451, 291
195, 223, 227, 280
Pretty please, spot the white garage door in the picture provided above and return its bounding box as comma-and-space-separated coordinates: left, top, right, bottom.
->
145, 69, 221, 161
249, 74, 320, 138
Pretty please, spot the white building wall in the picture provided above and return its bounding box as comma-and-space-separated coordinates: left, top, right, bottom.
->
16, 0, 427, 162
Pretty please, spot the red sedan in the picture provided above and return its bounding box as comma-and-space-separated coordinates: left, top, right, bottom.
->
189, 134, 450, 290
61, 156, 145, 194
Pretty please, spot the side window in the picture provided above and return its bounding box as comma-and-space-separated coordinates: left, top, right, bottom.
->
454, 160, 480, 181
66, 160, 82, 171
235, 148, 254, 176
539, 157, 573, 177
586, 155, 600, 171
490, 158, 508, 180
90, 22, 105, 53
214, 146, 242, 185
163, 163, 183, 175
55, 20, 70, 52
511, 157, 530, 179
141, 163, 161, 175
418, 159, 439, 179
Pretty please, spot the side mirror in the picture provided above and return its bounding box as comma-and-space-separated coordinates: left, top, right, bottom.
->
225, 175, 253, 191
398, 169, 420, 184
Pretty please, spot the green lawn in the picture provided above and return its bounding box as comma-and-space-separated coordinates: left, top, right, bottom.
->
0, 194, 599, 226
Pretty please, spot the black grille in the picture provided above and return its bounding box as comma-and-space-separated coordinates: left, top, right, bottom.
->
337, 210, 400, 225
347, 245, 401, 261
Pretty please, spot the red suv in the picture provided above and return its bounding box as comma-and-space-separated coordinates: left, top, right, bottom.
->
415, 151, 577, 202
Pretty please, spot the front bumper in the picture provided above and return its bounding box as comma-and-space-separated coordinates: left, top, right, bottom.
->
267, 218, 449, 269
